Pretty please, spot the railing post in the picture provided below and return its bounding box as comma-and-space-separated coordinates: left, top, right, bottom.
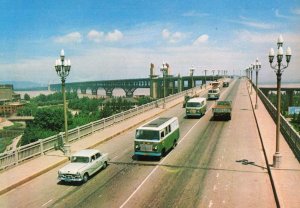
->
113, 115, 116, 124
91, 122, 94, 134
40, 139, 44, 155
15, 149, 19, 165
77, 127, 80, 139
122, 111, 125, 121
103, 119, 106, 129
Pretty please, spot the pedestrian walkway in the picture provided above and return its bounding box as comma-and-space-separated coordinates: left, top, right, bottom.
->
248, 82, 300, 208
0, 86, 208, 196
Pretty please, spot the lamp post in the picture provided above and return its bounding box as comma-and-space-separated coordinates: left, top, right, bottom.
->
254, 58, 262, 109
190, 66, 195, 94
204, 69, 207, 88
55, 49, 71, 156
249, 64, 253, 94
160, 62, 168, 109
212, 70, 215, 81
269, 35, 292, 168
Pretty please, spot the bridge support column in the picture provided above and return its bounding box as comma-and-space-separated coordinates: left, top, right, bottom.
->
150, 76, 158, 99
172, 80, 175, 94
80, 88, 87, 94
104, 88, 114, 97
91, 88, 98, 96
124, 88, 137, 97
177, 75, 183, 92
286, 90, 294, 107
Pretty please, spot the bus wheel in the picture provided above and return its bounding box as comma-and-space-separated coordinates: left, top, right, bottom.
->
173, 140, 177, 149
160, 149, 166, 158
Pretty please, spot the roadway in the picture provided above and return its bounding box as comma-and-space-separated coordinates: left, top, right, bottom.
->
0, 79, 276, 208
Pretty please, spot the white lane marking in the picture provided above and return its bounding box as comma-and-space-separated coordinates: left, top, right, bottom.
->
42, 199, 53, 207
222, 200, 226, 204
216, 173, 219, 178
208, 200, 213, 208
219, 164, 222, 168
120, 110, 206, 208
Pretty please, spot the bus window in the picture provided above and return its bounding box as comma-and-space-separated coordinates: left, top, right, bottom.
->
161, 131, 165, 138
168, 125, 171, 133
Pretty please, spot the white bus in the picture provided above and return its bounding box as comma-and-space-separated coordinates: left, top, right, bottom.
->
185, 97, 207, 118
134, 117, 180, 158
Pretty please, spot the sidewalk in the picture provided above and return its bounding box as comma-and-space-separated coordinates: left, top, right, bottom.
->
248, 83, 300, 208
0, 86, 208, 196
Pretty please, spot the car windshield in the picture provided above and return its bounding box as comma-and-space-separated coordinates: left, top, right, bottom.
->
136, 130, 160, 140
186, 102, 201, 107
71, 156, 90, 163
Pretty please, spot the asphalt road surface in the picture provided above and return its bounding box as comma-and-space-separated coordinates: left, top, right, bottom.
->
0, 79, 276, 208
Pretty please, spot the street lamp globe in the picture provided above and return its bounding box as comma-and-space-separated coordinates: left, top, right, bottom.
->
286, 47, 292, 63
269, 48, 275, 63
277, 35, 283, 48
277, 47, 284, 63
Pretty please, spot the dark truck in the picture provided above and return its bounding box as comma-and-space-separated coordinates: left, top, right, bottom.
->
223, 81, 229, 87
212, 100, 232, 120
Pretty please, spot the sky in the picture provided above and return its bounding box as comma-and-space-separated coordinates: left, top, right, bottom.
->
0, 0, 299, 85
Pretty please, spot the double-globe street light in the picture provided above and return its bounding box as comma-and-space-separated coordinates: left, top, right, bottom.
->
160, 62, 168, 109
249, 64, 253, 94
268, 35, 292, 168
253, 58, 262, 109
55, 49, 71, 156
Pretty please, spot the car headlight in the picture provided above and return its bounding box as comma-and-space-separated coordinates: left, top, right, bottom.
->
135, 144, 140, 149
153, 145, 158, 151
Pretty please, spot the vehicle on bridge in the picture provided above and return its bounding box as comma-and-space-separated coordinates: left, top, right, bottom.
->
58, 149, 109, 183
223, 81, 229, 87
208, 88, 220, 100
134, 117, 180, 158
185, 97, 207, 118
212, 100, 232, 120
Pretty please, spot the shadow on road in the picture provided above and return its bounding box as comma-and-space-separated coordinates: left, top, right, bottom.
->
236, 159, 267, 170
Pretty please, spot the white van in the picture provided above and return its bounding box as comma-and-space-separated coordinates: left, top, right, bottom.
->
208, 88, 220, 100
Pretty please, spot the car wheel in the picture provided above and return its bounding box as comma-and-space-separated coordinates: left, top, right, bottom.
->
102, 161, 107, 169
82, 173, 89, 183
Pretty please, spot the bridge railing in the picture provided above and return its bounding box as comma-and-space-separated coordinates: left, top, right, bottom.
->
0, 85, 202, 170
257, 85, 300, 161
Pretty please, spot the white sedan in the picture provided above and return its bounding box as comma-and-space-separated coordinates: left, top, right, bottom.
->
58, 149, 109, 183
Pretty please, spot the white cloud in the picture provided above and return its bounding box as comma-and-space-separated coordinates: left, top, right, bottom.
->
87, 30, 104, 42
182, 10, 209, 17
162, 29, 170, 39
235, 30, 300, 44
105, 29, 123, 42
161, 29, 184, 43
275, 9, 293, 19
193, 34, 209, 45
54, 32, 82, 43
228, 16, 275, 30
292, 8, 300, 15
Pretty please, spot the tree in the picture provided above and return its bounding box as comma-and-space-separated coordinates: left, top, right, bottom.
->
24, 93, 30, 101
20, 107, 73, 145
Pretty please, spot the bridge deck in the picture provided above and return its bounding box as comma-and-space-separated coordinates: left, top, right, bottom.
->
0, 79, 299, 207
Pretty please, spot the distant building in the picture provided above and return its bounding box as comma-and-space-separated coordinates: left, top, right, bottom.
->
0, 102, 25, 116
0, 85, 22, 116
0, 84, 21, 101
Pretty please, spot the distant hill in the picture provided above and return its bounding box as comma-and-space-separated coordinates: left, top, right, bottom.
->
0, 81, 47, 90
